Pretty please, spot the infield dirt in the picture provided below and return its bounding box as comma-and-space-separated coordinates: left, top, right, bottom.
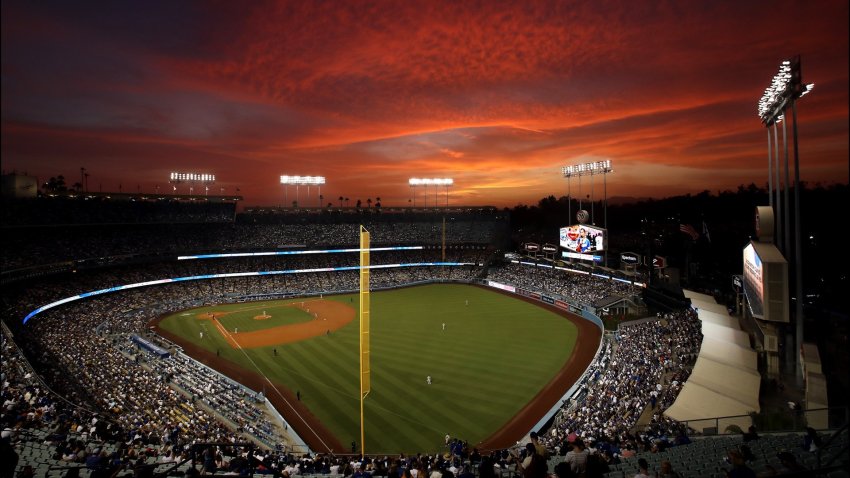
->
195, 299, 355, 349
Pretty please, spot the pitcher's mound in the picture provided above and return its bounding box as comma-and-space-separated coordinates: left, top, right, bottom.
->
254, 314, 272, 320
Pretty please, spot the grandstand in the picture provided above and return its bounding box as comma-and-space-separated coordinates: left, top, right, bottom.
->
2, 199, 847, 477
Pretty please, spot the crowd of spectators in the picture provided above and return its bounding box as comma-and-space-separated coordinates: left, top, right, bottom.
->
1, 201, 713, 476
2, 324, 227, 476
2, 247, 492, 473
487, 262, 638, 306
540, 309, 703, 463
4, 249, 488, 322
5, 259, 704, 472
1, 197, 236, 226
3, 214, 503, 271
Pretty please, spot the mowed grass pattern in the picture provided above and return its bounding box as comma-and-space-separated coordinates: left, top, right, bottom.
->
158, 284, 578, 453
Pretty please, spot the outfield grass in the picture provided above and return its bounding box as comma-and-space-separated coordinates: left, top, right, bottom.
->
158, 284, 578, 453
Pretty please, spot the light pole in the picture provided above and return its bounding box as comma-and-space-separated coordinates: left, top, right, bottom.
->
562, 160, 612, 226
280, 175, 325, 208
170, 172, 216, 198
757, 55, 814, 383
567, 175, 572, 227
774, 121, 782, 251
562, 160, 613, 265
409, 178, 453, 210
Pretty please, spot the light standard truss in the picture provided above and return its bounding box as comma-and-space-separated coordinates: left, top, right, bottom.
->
408, 178, 453, 208
562, 160, 612, 227
280, 175, 326, 207
169, 172, 215, 195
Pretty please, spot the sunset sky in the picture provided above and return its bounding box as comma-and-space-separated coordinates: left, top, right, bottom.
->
2, 0, 847, 207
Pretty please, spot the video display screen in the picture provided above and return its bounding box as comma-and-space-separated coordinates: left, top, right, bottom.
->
559, 224, 605, 253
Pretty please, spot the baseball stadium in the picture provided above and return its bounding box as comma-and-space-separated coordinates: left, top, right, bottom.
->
2, 193, 847, 478
2, 2, 848, 475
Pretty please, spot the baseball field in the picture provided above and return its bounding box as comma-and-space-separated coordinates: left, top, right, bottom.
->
154, 283, 597, 454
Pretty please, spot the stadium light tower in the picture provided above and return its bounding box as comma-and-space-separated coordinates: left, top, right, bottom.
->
757, 55, 813, 384
562, 160, 612, 228
409, 178, 453, 209
170, 172, 215, 196
280, 175, 325, 208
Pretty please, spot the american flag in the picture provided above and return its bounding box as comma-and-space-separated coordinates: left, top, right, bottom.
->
679, 223, 699, 240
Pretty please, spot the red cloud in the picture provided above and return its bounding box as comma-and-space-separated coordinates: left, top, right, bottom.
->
1, 0, 847, 206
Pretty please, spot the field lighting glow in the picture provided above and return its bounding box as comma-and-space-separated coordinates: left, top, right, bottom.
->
22, 260, 473, 324
408, 178, 453, 186
280, 175, 326, 185
757, 56, 814, 125
170, 172, 216, 182
561, 160, 612, 177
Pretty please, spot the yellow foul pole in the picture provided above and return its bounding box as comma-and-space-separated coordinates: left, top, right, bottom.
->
359, 226, 371, 456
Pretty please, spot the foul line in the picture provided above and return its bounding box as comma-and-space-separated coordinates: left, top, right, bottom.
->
216, 325, 334, 454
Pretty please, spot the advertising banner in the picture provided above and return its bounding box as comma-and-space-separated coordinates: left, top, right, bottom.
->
487, 280, 517, 293
620, 252, 641, 265
562, 251, 603, 262
732, 275, 743, 293
743, 244, 764, 318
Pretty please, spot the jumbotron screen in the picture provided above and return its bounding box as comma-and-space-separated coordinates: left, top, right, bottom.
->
560, 224, 605, 253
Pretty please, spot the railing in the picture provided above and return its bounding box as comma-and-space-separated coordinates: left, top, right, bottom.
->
633, 406, 849, 437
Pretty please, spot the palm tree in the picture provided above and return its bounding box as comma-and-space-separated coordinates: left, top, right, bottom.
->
43, 177, 57, 193
319, 194, 324, 208
345, 197, 350, 207
356, 199, 362, 209
339, 196, 344, 207
71, 182, 83, 193
376, 197, 382, 208
367, 198, 372, 208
